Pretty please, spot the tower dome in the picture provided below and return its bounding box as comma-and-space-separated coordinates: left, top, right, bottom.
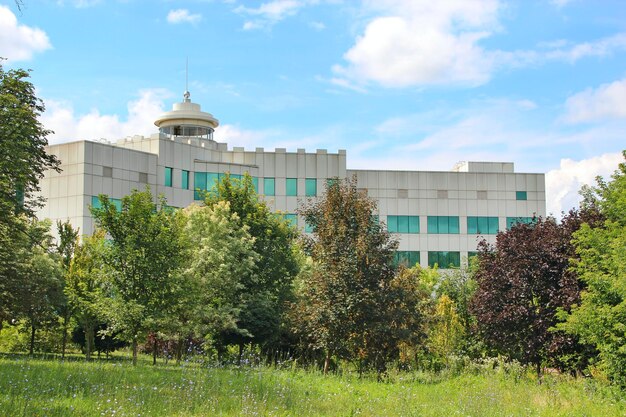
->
154, 91, 219, 140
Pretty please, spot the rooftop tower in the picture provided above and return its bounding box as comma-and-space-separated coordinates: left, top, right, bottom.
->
154, 90, 219, 141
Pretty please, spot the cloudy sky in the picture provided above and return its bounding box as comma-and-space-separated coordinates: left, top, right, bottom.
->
2, 0, 625, 216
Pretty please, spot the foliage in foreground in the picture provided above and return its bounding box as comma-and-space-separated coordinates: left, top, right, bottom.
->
1, 357, 625, 417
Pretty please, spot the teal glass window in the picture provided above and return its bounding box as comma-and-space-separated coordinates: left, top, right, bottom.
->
207, 173, 220, 191
305, 221, 315, 233
516, 191, 528, 201
194, 172, 206, 200
394, 251, 420, 267
428, 251, 461, 268
326, 178, 339, 187
283, 213, 297, 227
252, 177, 259, 193
467, 216, 499, 234
182, 170, 189, 190
468, 251, 479, 259
286, 178, 298, 196
305, 178, 317, 196
264, 178, 275, 196
164, 167, 173, 187
387, 216, 420, 233
427, 216, 459, 234
506, 217, 535, 229
91, 196, 121, 212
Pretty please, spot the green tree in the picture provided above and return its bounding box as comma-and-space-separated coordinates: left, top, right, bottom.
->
91, 188, 185, 365
0, 63, 59, 223
428, 295, 464, 366
0, 63, 60, 325
56, 220, 79, 359
182, 201, 258, 358
203, 174, 300, 356
12, 219, 63, 355
295, 176, 417, 374
559, 152, 626, 384
66, 230, 108, 360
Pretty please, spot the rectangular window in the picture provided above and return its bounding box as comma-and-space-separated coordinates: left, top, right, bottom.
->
467, 216, 499, 234
194, 172, 207, 200
305, 221, 315, 233
326, 178, 339, 187
506, 216, 534, 229
286, 178, 298, 196
91, 196, 122, 212
252, 177, 259, 194
264, 178, 275, 196
207, 173, 220, 191
387, 216, 420, 233
182, 170, 189, 190
428, 251, 461, 268
305, 178, 317, 196
394, 251, 420, 267
283, 213, 297, 227
516, 191, 528, 200
165, 167, 173, 187
427, 216, 459, 234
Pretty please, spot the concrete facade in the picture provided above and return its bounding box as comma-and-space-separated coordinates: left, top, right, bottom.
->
38, 94, 545, 269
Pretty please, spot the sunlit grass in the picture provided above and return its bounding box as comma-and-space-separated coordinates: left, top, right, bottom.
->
0, 356, 624, 416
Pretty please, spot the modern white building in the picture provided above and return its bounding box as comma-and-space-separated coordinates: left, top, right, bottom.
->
38, 92, 545, 269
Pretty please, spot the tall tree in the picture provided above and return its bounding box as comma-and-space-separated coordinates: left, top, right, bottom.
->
182, 201, 258, 359
0, 63, 60, 324
91, 188, 185, 365
470, 210, 600, 375
559, 152, 626, 384
203, 174, 300, 355
295, 176, 418, 374
56, 220, 79, 359
66, 230, 108, 360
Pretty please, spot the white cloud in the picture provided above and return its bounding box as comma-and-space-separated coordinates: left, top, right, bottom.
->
333, 0, 501, 88
0, 5, 51, 61
41, 89, 171, 144
545, 33, 626, 62
563, 78, 626, 123
235, 0, 306, 30
309, 21, 325, 31
167, 9, 203, 25
56, 0, 101, 7
545, 153, 623, 216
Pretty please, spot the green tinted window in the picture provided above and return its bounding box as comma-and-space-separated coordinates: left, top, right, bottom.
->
516, 191, 527, 200
394, 251, 420, 267
252, 177, 259, 193
164, 167, 173, 187
427, 216, 460, 234
182, 170, 189, 190
283, 213, 297, 227
286, 178, 297, 196
305, 178, 317, 196
467, 216, 499, 234
194, 172, 206, 200
387, 216, 420, 233
305, 222, 315, 233
91, 196, 121, 212
428, 251, 461, 268
506, 217, 534, 229
264, 178, 275, 196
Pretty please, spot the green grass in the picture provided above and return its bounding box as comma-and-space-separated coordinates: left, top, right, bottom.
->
0, 356, 624, 416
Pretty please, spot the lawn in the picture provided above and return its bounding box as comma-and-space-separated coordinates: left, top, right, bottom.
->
0, 356, 624, 416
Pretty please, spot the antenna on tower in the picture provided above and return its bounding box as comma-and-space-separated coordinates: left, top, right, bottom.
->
184, 57, 190, 102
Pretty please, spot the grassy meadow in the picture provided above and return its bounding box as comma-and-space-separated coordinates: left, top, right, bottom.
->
1, 356, 625, 416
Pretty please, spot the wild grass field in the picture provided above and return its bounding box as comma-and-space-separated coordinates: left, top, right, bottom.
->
0, 355, 624, 416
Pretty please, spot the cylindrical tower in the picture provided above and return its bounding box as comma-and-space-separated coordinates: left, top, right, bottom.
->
154, 91, 219, 141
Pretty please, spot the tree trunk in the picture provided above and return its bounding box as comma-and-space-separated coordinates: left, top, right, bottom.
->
29, 324, 36, 356
152, 336, 158, 366
238, 342, 244, 365
536, 361, 542, 383
61, 314, 69, 360
176, 340, 183, 365
85, 325, 94, 361
132, 338, 138, 366
323, 351, 330, 375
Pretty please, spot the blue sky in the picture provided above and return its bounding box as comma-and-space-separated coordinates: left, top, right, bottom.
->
2, 0, 626, 216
